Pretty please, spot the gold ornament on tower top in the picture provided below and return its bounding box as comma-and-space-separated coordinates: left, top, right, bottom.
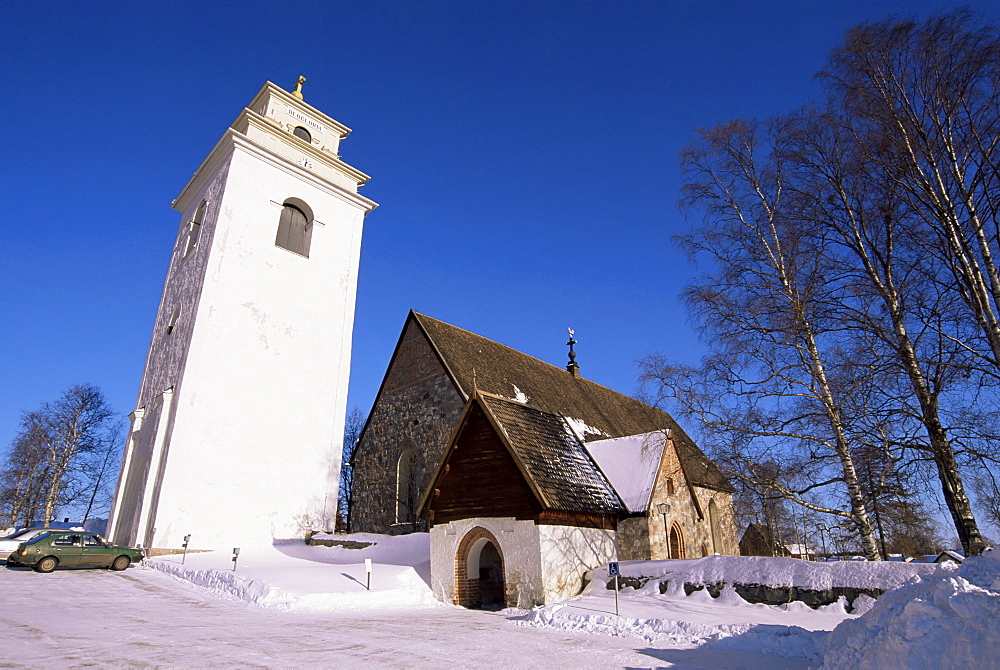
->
291, 75, 306, 100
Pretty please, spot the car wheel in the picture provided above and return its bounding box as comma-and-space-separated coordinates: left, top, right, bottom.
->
111, 555, 131, 571
34, 556, 58, 573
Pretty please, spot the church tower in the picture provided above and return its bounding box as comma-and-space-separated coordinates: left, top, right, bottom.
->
107, 80, 377, 549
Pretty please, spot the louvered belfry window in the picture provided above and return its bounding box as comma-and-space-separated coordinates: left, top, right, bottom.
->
275, 203, 311, 257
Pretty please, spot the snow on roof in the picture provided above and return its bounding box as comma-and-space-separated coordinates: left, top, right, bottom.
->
785, 544, 813, 555
934, 550, 964, 563
583, 430, 666, 513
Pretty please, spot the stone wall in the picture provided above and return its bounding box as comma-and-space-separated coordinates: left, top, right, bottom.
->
616, 516, 651, 561
647, 436, 740, 559
694, 487, 740, 556
351, 321, 464, 532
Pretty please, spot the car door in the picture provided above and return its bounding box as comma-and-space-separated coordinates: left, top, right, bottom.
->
80, 534, 114, 567
49, 533, 83, 567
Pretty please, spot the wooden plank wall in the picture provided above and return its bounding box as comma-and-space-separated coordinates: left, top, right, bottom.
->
426, 405, 541, 525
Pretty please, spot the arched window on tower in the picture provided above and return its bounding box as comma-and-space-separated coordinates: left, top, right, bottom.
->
275, 201, 312, 257
293, 126, 312, 143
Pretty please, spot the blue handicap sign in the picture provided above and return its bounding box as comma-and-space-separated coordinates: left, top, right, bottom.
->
609, 561, 620, 576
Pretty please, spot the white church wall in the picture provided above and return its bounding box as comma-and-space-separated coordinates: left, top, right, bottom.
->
107, 165, 229, 547
109, 83, 376, 551
145, 145, 365, 549
537, 524, 618, 602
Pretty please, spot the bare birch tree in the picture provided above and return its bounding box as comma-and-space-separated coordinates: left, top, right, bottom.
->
641, 119, 882, 559
793, 12, 996, 555
0, 418, 51, 528
821, 11, 1000, 377
337, 406, 366, 532
646, 10, 1000, 556
0, 385, 117, 527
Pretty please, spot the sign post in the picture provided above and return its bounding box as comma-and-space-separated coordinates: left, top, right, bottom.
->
181, 534, 191, 565
232, 547, 240, 572
365, 558, 372, 591
609, 562, 620, 616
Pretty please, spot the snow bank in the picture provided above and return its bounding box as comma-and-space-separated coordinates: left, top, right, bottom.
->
517, 555, 951, 663
820, 549, 1000, 669
591, 555, 944, 593
522, 602, 757, 645
146, 533, 441, 612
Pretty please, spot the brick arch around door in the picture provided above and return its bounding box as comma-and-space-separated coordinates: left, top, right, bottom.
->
455, 526, 507, 609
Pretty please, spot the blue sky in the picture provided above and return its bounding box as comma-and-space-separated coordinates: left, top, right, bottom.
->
4, 0, 999, 459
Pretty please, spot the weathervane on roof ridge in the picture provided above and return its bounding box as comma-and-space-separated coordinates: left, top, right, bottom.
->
472, 368, 478, 397
291, 75, 307, 100
566, 328, 580, 377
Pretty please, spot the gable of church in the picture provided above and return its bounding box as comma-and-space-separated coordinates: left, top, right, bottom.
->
349, 318, 465, 532
426, 402, 543, 525
423, 393, 625, 529
350, 311, 735, 536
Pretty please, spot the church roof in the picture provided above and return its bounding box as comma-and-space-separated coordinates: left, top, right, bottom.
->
476, 393, 624, 514
412, 311, 734, 493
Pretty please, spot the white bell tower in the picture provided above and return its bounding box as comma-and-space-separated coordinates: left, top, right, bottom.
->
108, 79, 377, 549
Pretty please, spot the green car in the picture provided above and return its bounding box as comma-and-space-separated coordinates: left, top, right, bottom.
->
8, 531, 144, 573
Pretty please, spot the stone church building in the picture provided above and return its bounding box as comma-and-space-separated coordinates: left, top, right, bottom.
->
104, 78, 737, 607
351, 311, 739, 607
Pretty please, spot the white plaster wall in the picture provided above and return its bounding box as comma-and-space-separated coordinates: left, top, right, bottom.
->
538, 525, 619, 602
430, 518, 620, 607
147, 144, 365, 549
430, 518, 544, 609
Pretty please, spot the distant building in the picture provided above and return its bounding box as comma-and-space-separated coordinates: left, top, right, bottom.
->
783, 543, 816, 561
739, 523, 788, 558
351, 312, 739, 608
933, 550, 964, 564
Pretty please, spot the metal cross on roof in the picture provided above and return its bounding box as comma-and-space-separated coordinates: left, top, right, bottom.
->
566, 328, 580, 376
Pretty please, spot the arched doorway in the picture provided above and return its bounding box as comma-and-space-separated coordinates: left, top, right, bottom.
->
455, 527, 507, 609
477, 541, 504, 608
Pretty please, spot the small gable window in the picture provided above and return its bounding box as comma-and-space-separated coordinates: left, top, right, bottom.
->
293, 126, 311, 143
275, 201, 312, 257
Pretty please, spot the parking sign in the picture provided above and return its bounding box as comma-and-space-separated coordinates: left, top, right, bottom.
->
608, 561, 620, 576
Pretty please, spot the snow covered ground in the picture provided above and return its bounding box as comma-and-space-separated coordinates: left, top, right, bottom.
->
2, 532, 997, 668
